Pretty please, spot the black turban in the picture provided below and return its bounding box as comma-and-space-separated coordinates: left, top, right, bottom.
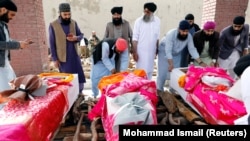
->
111, 6, 123, 14
179, 20, 190, 30
233, 54, 250, 77
233, 16, 245, 25
59, 3, 71, 12
0, 0, 17, 12
185, 13, 194, 20
144, 2, 157, 13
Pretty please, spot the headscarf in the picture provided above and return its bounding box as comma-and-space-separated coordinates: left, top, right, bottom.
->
185, 13, 194, 20
233, 16, 245, 25
144, 2, 157, 12
203, 21, 216, 30
233, 54, 250, 77
0, 0, 17, 11
116, 38, 127, 52
111, 6, 123, 14
179, 20, 190, 30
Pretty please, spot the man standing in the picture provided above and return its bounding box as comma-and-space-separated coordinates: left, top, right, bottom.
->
91, 38, 128, 98
192, 21, 220, 66
0, 0, 32, 91
132, 2, 160, 80
156, 20, 205, 91
104, 6, 133, 53
218, 16, 249, 78
49, 3, 86, 94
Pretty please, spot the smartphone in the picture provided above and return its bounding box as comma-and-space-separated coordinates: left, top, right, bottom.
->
67, 33, 73, 37
29, 41, 34, 44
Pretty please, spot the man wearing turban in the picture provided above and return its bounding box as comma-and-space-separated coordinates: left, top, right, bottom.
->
232, 54, 250, 124
48, 3, 86, 94
0, 0, 32, 91
132, 2, 160, 80
91, 38, 129, 98
104, 6, 132, 70
180, 13, 201, 67
156, 20, 205, 91
192, 21, 220, 67
217, 16, 249, 79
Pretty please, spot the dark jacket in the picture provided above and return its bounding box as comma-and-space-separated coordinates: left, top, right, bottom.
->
0, 21, 20, 67
193, 30, 220, 60
219, 24, 249, 59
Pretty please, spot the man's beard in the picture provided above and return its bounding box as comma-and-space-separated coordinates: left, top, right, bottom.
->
0, 12, 9, 23
61, 17, 71, 25
177, 33, 188, 41
112, 17, 123, 26
203, 32, 214, 41
230, 26, 243, 36
143, 14, 152, 22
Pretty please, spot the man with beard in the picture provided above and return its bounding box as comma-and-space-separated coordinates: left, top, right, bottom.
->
104, 6, 133, 54
90, 38, 128, 98
180, 13, 201, 67
49, 3, 85, 95
132, 2, 160, 80
218, 16, 249, 79
0, 0, 32, 91
156, 20, 205, 91
192, 21, 219, 66
104, 6, 131, 72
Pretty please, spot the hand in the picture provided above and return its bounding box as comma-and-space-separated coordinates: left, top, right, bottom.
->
53, 60, 60, 68
111, 69, 116, 74
199, 62, 207, 67
168, 64, 174, 72
132, 52, 138, 62
19, 39, 33, 49
66, 33, 77, 42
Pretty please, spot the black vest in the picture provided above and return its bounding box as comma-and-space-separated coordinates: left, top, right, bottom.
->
92, 38, 119, 65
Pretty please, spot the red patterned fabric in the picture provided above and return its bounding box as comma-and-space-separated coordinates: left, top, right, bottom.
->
0, 85, 69, 141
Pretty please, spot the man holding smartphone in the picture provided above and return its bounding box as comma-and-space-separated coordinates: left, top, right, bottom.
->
49, 3, 86, 95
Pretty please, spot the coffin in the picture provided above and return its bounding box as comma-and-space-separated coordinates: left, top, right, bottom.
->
0, 74, 79, 141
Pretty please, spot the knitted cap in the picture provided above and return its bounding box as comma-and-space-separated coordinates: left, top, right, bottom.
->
116, 38, 127, 52
59, 3, 70, 12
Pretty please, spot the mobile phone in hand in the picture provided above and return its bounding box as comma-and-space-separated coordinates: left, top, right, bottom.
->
67, 33, 73, 37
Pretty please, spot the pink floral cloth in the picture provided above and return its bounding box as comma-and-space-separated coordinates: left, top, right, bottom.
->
88, 73, 158, 141
184, 66, 247, 124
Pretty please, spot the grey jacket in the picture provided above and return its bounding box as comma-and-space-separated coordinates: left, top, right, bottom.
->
104, 19, 133, 48
0, 21, 20, 67
219, 24, 249, 59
